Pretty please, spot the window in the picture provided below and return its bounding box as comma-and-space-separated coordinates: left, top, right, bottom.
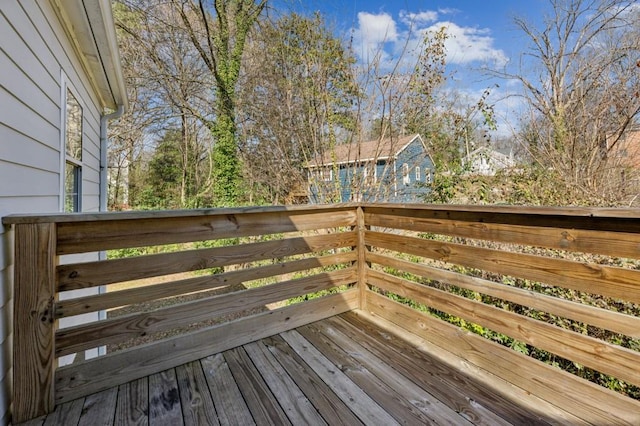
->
363, 165, 375, 186
425, 169, 432, 184
64, 88, 83, 212
402, 163, 410, 185
64, 163, 81, 212
415, 166, 421, 182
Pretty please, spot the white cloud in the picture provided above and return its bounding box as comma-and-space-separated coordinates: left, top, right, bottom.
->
352, 12, 399, 65
399, 10, 438, 26
352, 11, 507, 69
425, 21, 508, 67
438, 8, 460, 16
356, 12, 398, 45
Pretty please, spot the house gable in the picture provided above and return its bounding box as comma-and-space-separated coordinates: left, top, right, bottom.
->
462, 147, 515, 176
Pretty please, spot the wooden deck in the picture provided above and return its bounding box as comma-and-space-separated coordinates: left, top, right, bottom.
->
6, 204, 640, 424
19, 311, 628, 426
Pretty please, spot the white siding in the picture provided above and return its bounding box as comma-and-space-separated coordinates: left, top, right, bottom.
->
0, 1, 109, 422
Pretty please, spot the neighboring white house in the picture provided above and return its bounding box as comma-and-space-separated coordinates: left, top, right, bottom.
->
0, 1, 126, 423
461, 146, 516, 176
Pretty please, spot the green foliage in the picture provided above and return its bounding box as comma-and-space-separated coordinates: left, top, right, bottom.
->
146, 129, 183, 208
211, 115, 241, 205
238, 11, 360, 204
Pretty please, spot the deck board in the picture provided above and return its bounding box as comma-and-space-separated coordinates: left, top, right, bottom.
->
335, 312, 551, 425
224, 346, 292, 425
21, 311, 640, 425
78, 387, 117, 426
114, 377, 148, 426
303, 319, 475, 425
243, 341, 326, 425
298, 322, 442, 425
175, 361, 219, 425
200, 353, 255, 426
148, 369, 183, 425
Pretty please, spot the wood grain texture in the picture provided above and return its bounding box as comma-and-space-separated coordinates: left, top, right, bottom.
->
368, 269, 640, 388
366, 230, 640, 304
304, 319, 477, 426
54, 290, 359, 403
57, 231, 357, 291
77, 387, 117, 426
368, 251, 640, 338
243, 341, 326, 425
42, 398, 84, 426
3, 203, 360, 225
281, 329, 399, 426
114, 378, 149, 426
224, 347, 292, 425
363, 292, 640, 425
56, 251, 356, 318
356, 206, 369, 311
55, 209, 358, 254
55, 267, 357, 356
175, 361, 219, 425
13, 223, 57, 423
148, 369, 184, 425
361, 204, 640, 232
365, 211, 640, 258
298, 322, 457, 425
200, 353, 255, 426
329, 314, 516, 426
262, 335, 364, 426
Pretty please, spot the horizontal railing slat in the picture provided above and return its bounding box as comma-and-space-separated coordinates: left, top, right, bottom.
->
365, 212, 640, 259
367, 252, 640, 338
56, 252, 357, 318
366, 230, 640, 304
54, 290, 360, 404
368, 269, 640, 388
55, 267, 357, 356
363, 205, 640, 233
56, 209, 358, 254
57, 231, 357, 291
363, 292, 640, 425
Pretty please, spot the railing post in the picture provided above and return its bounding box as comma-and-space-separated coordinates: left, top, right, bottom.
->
13, 223, 57, 423
356, 206, 369, 309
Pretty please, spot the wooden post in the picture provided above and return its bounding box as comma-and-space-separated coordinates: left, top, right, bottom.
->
13, 223, 57, 423
356, 206, 369, 310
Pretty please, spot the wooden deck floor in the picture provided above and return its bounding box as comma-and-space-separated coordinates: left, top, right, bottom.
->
20, 312, 601, 426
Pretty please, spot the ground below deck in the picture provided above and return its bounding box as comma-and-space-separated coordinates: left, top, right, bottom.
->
20, 312, 581, 425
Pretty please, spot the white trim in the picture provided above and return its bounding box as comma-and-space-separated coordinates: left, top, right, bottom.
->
51, 0, 128, 110
60, 72, 84, 212
59, 70, 67, 212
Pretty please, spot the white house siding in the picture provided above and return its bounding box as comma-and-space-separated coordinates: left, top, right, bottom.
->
1, 1, 108, 423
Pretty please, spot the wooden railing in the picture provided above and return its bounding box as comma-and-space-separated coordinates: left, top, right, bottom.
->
5, 203, 640, 423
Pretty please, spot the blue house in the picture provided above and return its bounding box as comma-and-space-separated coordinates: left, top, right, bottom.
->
307, 134, 434, 203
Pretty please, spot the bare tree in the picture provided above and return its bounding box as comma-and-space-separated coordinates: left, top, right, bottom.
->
501, 0, 640, 202
114, 0, 217, 208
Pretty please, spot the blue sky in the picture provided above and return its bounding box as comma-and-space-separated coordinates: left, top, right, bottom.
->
272, 0, 556, 137
273, 1, 548, 64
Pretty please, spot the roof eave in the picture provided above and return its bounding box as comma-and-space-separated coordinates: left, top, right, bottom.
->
52, 0, 128, 112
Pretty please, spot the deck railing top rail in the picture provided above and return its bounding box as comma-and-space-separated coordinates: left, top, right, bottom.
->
5, 202, 640, 224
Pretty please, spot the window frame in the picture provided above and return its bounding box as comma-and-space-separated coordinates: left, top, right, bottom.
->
60, 75, 84, 212
402, 163, 410, 185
